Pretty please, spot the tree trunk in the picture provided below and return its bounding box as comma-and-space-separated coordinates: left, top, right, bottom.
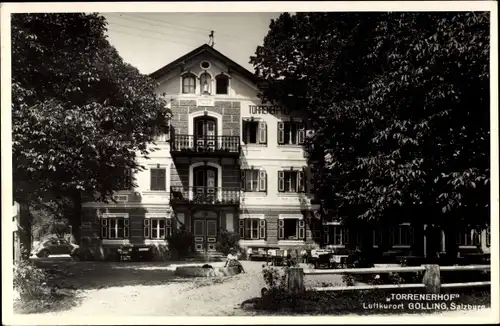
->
443, 224, 459, 262
17, 202, 32, 260
69, 193, 82, 245
424, 225, 441, 262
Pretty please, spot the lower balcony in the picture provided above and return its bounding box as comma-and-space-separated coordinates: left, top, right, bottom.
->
170, 186, 240, 206
170, 135, 241, 158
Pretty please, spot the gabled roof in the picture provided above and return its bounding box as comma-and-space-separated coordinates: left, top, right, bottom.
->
149, 43, 260, 85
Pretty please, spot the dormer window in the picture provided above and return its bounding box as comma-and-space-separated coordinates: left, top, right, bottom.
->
182, 74, 196, 94
200, 72, 211, 94
215, 74, 229, 95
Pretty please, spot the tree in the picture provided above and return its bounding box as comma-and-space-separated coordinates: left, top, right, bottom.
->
250, 12, 490, 257
12, 13, 171, 258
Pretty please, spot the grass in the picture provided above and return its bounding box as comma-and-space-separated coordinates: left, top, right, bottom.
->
243, 264, 491, 316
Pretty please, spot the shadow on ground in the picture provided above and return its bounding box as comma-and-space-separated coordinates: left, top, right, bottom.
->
32, 258, 211, 291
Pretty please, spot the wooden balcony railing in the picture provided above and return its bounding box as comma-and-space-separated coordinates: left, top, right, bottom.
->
170, 135, 241, 155
170, 186, 240, 205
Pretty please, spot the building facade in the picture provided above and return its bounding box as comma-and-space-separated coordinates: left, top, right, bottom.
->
80, 44, 320, 258
79, 44, 490, 260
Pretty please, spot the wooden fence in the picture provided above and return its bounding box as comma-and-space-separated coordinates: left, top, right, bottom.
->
287, 264, 491, 294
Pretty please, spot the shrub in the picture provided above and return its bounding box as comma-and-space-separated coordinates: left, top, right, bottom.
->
72, 246, 94, 261
13, 258, 49, 301
215, 229, 240, 255
262, 265, 288, 290
260, 265, 298, 311
167, 228, 194, 258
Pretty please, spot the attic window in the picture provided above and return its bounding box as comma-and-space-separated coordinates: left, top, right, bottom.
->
182, 74, 196, 94
200, 61, 211, 69
215, 74, 229, 95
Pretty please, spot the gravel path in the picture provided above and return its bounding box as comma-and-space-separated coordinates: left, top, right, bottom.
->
31, 261, 265, 317
19, 260, 492, 318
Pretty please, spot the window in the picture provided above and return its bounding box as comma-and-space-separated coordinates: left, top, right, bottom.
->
391, 224, 414, 247
278, 170, 305, 193
150, 168, 166, 191
215, 74, 229, 95
117, 169, 132, 190
241, 169, 267, 192
278, 218, 305, 240
242, 120, 267, 144
200, 61, 211, 69
100, 216, 129, 239
323, 225, 349, 246
182, 74, 196, 94
144, 218, 172, 239
278, 121, 305, 145
456, 227, 481, 247
239, 219, 266, 240
486, 227, 491, 248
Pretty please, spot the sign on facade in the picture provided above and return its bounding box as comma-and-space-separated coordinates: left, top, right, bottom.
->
196, 98, 215, 107
249, 105, 289, 115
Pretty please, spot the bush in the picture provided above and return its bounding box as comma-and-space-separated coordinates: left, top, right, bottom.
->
262, 265, 288, 290
13, 259, 49, 301
167, 228, 194, 258
215, 229, 240, 255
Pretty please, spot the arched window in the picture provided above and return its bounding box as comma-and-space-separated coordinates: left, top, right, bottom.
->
182, 74, 196, 94
215, 74, 229, 95
200, 72, 212, 94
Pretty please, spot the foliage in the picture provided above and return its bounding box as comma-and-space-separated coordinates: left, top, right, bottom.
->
262, 265, 289, 290
215, 229, 240, 255
166, 229, 194, 258
13, 257, 49, 300
250, 12, 490, 244
11, 13, 172, 248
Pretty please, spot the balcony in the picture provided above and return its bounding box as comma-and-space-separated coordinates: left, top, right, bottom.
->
170, 135, 241, 158
170, 186, 240, 207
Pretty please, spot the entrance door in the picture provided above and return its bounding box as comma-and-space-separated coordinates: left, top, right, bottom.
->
194, 117, 217, 151
193, 167, 217, 203
193, 214, 218, 253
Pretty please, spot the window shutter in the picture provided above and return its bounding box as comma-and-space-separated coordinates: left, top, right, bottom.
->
158, 169, 166, 190
298, 220, 305, 240
303, 166, 311, 193
258, 170, 267, 192
297, 171, 305, 192
473, 231, 481, 246
409, 227, 415, 245
323, 226, 329, 245
258, 121, 267, 144
278, 219, 285, 239
144, 219, 150, 238
240, 170, 246, 191
239, 219, 245, 239
259, 220, 266, 239
150, 169, 157, 190
456, 232, 462, 245
101, 219, 108, 239
277, 122, 285, 144
124, 219, 130, 239
298, 122, 305, 144
343, 228, 349, 245
166, 219, 172, 227
278, 171, 285, 192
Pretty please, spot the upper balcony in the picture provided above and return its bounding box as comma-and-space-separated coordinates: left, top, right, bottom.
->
170, 186, 240, 208
170, 134, 241, 159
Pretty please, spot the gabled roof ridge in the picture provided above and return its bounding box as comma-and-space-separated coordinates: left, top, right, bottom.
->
149, 43, 259, 84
